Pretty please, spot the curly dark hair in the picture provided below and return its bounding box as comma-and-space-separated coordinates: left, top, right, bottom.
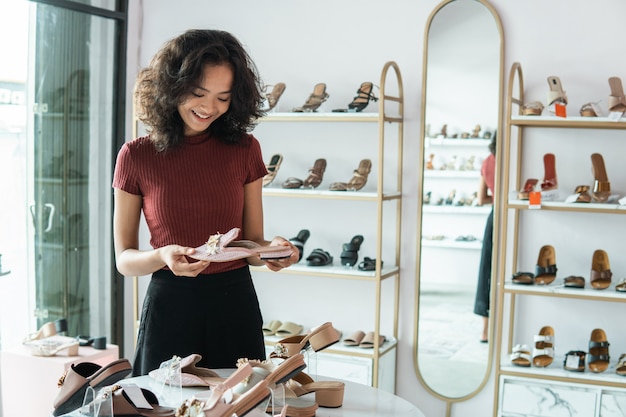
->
134, 29, 264, 151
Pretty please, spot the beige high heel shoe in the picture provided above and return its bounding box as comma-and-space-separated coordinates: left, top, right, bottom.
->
292, 83, 329, 112
264, 82, 286, 111
271, 322, 340, 358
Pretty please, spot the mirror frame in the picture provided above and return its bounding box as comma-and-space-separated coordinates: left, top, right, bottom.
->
413, 0, 504, 404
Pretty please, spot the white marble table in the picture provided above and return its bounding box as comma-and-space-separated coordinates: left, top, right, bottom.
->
121, 372, 425, 417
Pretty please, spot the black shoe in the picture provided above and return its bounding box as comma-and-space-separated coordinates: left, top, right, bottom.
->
289, 229, 310, 262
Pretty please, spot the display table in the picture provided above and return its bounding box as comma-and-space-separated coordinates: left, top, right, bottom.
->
116, 373, 425, 417
1, 342, 119, 417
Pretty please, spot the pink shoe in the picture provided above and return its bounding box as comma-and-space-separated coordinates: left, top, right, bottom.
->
189, 228, 293, 262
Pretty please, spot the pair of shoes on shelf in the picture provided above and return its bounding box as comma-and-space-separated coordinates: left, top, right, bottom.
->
271, 322, 341, 359
509, 325, 554, 368
511, 244, 557, 285
282, 158, 327, 189
342, 330, 386, 349
263, 321, 303, 338
517, 153, 557, 199
189, 228, 293, 262
579, 76, 625, 116
329, 159, 372, 191
23, 318, 67, 344
521, 76, 567, 116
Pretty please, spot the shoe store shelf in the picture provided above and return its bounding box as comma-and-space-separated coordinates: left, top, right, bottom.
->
423, 170, 480, 179
253, 61, 404, 391
499, 361, 626, 388
426, 137, 492, 147
262, 188, 401, 201
494, 61, 626, 416
503, 282, 626, 302
423, 205, 492, 214
510, 115, 626, 130
421, 238, 482, 251
251, 263, 399, 281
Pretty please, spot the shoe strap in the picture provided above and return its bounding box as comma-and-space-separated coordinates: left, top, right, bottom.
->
354, 87, 379, 102
533, 334, 554, 344
204, 363, 253, 410
535, 264, 557, 276
590, 269, 612, 280
532, 347, 554, 357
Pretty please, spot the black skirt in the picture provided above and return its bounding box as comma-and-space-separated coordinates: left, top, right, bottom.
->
131, 266, 266, 376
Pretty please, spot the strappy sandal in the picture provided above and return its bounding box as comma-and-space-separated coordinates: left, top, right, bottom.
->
329, 159, 372, 191
347, 81, 378, 112
303, 158, 327, 189
521, 101, 544, 116
510, 344, 531, 367
263, 154, 283, 187
148, 354, 224, 387
340, 235, 364, 267
189, 228, 293, 262
588, 328, 610, 373
541, 153, 557, 191
289, 229, 310, 262
518, 178, 538, 200
263, 82, 286, 111
535, 244, 557, 285
608, 76, 626, 113
591, 153, 611, 202
292, 83, 329, 112
305, 248, 333, 266
532, 325, 555, 367
590, 249, 612, 290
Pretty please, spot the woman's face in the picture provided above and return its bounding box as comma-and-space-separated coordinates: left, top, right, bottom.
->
178, 63, 233, 136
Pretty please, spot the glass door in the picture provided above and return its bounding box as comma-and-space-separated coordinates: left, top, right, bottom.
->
0, 0, 126, 348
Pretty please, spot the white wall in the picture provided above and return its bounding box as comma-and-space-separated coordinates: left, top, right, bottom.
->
124, 1, 626, 416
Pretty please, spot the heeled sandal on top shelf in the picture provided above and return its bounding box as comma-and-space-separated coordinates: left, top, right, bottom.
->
608, 76, 626, 113
591, 153, 611, 202
590, 249, 612, 290
329, 159, 372, 191
573, 185, 591, 203
292, 83, 329, 112
263, 82, 286, 111
535, 244, 557, 285
263, 154, 283, 187
271, 322, 340, 359
346, 81, 378, 112
303, 158, 327, 189
588, 328, 610, 373
546, 76, 568, 108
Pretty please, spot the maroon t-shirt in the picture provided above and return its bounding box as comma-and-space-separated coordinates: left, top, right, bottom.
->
112, 132, 267, 274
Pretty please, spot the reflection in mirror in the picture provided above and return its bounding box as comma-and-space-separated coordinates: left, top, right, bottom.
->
415, 0, 503, 401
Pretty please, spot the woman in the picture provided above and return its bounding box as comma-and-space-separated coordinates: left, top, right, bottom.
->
474, 134, 496, 343
112, 29, 299, 375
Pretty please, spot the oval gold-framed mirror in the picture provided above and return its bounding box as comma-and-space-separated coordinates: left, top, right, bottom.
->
413, 0, 504, 405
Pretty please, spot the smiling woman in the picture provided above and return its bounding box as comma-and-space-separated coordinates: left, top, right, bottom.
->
414, 0, 504, 408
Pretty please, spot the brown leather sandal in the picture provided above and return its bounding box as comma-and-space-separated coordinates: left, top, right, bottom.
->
303, 158, 327, 189
532, 326, 555, 367
588, 328, 610, 373
329, 159, 372, 191
534, 245, 557, 285
573, 185, 591, 203
541, 153, 557, 191
521, 101, 544, 116
590, 249, 612, 289
293, 83, 329, 112
518, 178, 538, 200
591, 153, 611, 202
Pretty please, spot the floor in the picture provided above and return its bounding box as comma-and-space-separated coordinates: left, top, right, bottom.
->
417, 287, 490, 398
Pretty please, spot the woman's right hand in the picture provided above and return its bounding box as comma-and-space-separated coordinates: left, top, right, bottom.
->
159, 245, 210, 277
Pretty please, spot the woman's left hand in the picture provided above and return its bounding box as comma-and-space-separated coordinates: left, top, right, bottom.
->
265, 236, 299, 271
